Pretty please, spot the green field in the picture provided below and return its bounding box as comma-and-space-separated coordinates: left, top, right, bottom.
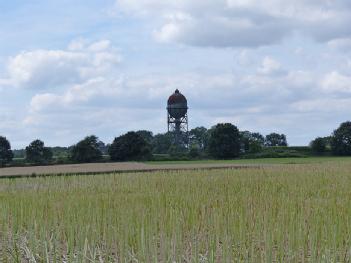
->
0, 159, 351, 262
148, 156, 351, 165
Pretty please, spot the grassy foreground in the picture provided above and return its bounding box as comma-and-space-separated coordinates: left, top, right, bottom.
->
0, 162, 351, 262
147, 156, 351, 165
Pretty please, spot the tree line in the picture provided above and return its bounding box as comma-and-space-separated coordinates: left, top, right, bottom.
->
0, 121, 351, 167
309, 121, 351, 155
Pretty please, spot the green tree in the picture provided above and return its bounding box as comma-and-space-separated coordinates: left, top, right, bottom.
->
136, 130, 154, 153
136, 130, 154, 145
310, 137, 327, 154
96, 141, 108, 155
331, 121, 351, 155
168, 144, 187, 158
265, 133, 288, 147
50, 147, 70, 158
71, 135, 103, 163
322, 136, 332, 149
25, 139, 53, 165
208, 123, 241, 159
152, 132, 173, 154
109, 132, 152, 161
189, 127, 209, 150
0, 136, 13, 167
188, 145, 201, 159
240, 131, 265, 153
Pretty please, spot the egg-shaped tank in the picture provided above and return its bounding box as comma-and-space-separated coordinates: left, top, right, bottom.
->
167, 89, 188, 119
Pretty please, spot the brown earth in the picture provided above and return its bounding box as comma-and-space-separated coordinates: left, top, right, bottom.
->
0, 162, 261, 178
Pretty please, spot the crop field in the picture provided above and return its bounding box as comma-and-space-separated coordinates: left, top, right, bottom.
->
0, 162, 260, 178
0, 160, 350, 262
147, 156, 351, 165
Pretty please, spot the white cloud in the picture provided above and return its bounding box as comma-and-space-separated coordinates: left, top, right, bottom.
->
0, 40, 121, 90
88, 40, 111, 52
116, 0, 351, 47
328, 38, 351, 52
30, 93, 61, 112
68, 38, 89, 51
5, 50, 86, 89
291, 97, 351, 113
154, 22, 182, 43
321, 71, 351, 93
258, 57, 283, 75
28, 76, 126, 115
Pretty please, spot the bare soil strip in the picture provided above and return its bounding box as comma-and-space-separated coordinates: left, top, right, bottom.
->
0, 162, 262, 178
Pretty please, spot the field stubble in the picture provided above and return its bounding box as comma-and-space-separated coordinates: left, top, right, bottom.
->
0, 162, 350, 262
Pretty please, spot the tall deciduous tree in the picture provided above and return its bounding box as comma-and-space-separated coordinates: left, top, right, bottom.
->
189, 126, 209, 150
71, 135, 103, 163
0, 136, 13, 167
208, 123, 241, 159
310, 137, 327, 154
240, 131, 265, 153
135, 130, 154, 145
152, 132, 173, 154
109, 132, 151, 161
25, 139, 53, 165
331, 121, 351, 155
265, 133, 288, 147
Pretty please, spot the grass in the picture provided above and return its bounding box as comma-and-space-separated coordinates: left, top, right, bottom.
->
0, 160, 351, 261
147, 156, 351, 165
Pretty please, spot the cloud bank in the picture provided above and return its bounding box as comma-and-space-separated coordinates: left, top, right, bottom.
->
117, 0, 351, 48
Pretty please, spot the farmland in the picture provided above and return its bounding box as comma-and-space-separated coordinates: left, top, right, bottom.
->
148, 156, 351, 165
0, 158, 350, 262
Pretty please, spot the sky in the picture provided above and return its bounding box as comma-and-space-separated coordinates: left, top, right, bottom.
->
1, 0, 351, 148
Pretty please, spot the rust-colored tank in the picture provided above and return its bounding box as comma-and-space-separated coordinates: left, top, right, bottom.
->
167, 89, 188, 119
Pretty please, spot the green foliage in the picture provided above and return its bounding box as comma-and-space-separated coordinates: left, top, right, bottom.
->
240, 146, 314, 159
152, 132, 173, 154
97, 141, 109, 155
273, 146, 311, 152
331, 121, 351, 156
167, 144, 187, 158
50, 146, 70, 158
136, 130, 154, 144
265, 133, 288, 147
240, 131, 265, 153
188, 145, 201, 159
208, 123, 241, 159
12, 149, 25, 158
323, 136, 332, 149
243, 147, 307, 159
189, 126, 209, 150
310, 137, 327, 154
0, 136, 13, 167
109, 132, 152, 161
70, 135, 103, 163
25, 139, 53, 165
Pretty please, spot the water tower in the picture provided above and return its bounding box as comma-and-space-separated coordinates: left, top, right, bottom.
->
167, 89, 189, 146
